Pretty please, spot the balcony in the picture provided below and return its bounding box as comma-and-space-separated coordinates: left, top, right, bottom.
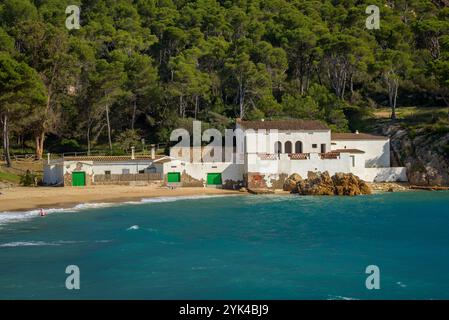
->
288, 153, 310, 160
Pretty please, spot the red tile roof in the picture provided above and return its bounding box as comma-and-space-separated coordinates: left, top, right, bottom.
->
63, 155, 163, 162
331, 149, 366, 154
331, 132, 388, 140
236, 119, 329, 130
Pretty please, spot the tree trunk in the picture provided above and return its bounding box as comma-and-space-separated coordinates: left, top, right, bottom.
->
131, 99, 137, 130
239, 80, 245, 119
87, 121, 91, 155
105, 105, 112, 152
35, 131, 45, 160
194, 95, 199, 119
391, 79, 399, 121
2, 114, 11, 167
35, 88, 51, 160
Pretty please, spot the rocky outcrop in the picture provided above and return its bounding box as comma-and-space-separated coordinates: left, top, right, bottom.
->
332, 172, 372, 196
381, 124, 449, 186
283, 173, 303, 192
294, 171, 372, 196
247, 188, 275, 194
297, 171, 335, 195
368, 182, 409, 192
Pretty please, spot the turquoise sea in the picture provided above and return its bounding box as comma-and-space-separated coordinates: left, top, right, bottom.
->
1, 191, 449, 300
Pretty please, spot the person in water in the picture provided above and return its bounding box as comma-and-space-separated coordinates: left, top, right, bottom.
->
39, 209, 46, 217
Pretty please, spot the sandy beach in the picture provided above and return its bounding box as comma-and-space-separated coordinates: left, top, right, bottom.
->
0, 185, 243, 212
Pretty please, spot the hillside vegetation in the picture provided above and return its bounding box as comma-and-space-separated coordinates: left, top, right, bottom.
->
0, 0, 448, 167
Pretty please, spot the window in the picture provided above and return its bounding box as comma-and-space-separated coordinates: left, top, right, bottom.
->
122, 169, 130, 174
105, 170, 111, 175
138, 169, 145, 174
350, 155, 355, 167
312, 144, 317, 148
284, 141, 292, 154
274, 141, 282, 154
295, 141, 303, 153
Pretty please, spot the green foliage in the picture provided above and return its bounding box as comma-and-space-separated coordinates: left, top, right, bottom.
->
116, 129, 142, 152
0, 0, 448, 155
0, 169, 21, 183
19, 170, 37, 186
59, 139, 81, 152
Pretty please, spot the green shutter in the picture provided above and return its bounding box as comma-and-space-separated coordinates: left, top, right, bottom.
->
167, 172, 181, 183
72, 172, 86, 186
207, 173, 222, 185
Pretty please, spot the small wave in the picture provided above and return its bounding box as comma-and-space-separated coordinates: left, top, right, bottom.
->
327, 295, 359, 300
0, 239, 109, 247
127, 225, 139, 230
0, 240, 85, 247
0, 194, 235, 226
71, 202, 117, 210
0, 241, 60, 247
191, 266, 208, 270
0, 208, 70, 226
396, 281, 407, 288
0, 203, 115, 226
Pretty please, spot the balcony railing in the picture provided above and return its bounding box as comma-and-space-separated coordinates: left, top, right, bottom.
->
320, 152, 340, 159
288, 153, 310, 160
257, 153, 279, 160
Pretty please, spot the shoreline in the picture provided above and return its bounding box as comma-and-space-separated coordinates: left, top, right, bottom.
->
0, 182, 440, 214
0, 185, 244, 213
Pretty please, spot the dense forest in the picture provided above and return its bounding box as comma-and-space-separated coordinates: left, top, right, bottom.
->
0, 0, 448, 166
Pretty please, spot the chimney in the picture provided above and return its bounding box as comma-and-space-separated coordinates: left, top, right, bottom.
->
355, 130, 359, 134
131, 147, 135, 160
150, 144, 156, 160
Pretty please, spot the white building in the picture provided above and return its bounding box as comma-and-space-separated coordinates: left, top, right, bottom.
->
43, 155, 163, 186
43, 119, 407, 188
235, 119, 406, 189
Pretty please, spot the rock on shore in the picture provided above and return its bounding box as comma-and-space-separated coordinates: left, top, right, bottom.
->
283, 173, 303, 192
285, 171, 372, 196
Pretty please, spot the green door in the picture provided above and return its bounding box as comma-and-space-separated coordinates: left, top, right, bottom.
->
167, 172, 181, 183
207, 173, 222, 185
72, 172, 86, 186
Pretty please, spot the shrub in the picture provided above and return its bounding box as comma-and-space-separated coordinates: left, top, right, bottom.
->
20, 171, 37, 186
116, 129, 142, 152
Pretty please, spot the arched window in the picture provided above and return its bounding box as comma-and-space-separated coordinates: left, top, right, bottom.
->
274, 141, 282, 154
295, 141, 303, 153
285, 141, 292, 154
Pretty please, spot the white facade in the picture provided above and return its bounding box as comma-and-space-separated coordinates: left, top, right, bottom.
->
236, 120, 407, 186
43, 120, 408, 187
43, 157, 158, 186
331, 138, 390, 168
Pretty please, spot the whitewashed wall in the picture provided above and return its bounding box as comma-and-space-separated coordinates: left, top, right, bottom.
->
163, 159, 244, 185
331, 139, 390, 167
91, 161, 154, 175
243, 129, 332, 154
63, 161, 94, 176
354, 167, 408, 182
247, 153, 352, 177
